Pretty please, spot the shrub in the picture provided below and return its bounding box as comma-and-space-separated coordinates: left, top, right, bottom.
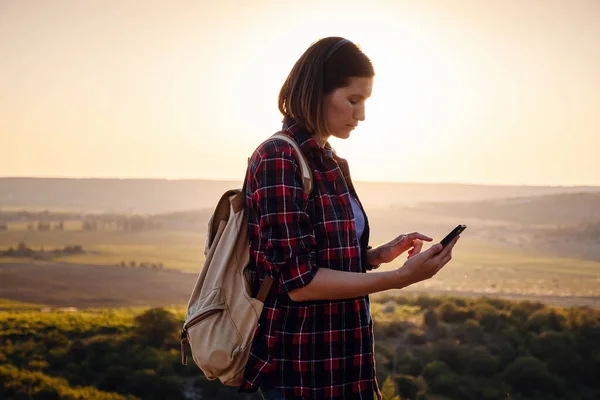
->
454, 319, 484, 344
414, 295, 442, 310
436, 302, 474, 323
481, 297, 511, 310
423, 309, 438, 330
394, 352, 425, 376
98, 366, 133, 393
422, 360, 449, 382
526, 309, 567, 333
503, 356, 563, 396
473, 303, 507, 332
430, 340, 460, 371
133, 308, 179, 348
380, 376, 400, 400
382, 300, 396, 313
529, 331, 582, 377
406, 328, 427, 345
394, 374, 427, 400
457, 346, 499, 376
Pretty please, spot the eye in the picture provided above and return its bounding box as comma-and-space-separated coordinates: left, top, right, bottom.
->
349, 95, 365, 105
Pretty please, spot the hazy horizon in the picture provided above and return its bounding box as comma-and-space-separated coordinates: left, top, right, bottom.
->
2, 175, 600, 189
1, 0, 599, 186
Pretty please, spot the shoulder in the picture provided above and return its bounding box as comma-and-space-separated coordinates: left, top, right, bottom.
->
245, 135, 308, 193
250, 135, 301, 168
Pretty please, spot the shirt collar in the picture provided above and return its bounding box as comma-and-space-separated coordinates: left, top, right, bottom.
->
282, 117, 335, 158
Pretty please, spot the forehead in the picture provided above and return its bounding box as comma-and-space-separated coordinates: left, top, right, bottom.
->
341, 76, 373, 98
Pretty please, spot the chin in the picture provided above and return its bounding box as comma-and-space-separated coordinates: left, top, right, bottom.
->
332, 129, 353, 140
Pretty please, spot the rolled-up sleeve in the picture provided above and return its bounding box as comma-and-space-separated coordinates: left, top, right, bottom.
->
250, 149, 318, 293
361, 245, 380, 271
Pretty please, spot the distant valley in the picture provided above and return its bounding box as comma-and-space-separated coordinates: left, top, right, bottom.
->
1, 178, 599, 308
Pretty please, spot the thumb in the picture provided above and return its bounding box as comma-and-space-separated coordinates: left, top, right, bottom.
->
428, 243, 443, 256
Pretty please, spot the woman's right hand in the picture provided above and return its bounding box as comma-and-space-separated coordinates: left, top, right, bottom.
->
395, 235, 460, 287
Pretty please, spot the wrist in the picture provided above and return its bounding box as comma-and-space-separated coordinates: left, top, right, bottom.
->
393, 265, 415, 289
366, 247, 382, 268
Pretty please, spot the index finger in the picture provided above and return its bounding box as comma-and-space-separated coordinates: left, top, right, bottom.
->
407, 232, 433, 242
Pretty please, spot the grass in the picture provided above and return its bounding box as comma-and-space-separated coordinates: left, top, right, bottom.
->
0, 257, 27, 264
0, 299, 47, 311
59, 244, 203, 271
369, 301, 423, 326
0, 225, 205, 271
453, 239, 600, 276
379, 237, 600, 297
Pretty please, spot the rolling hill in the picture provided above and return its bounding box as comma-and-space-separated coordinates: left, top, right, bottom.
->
418, 192, 600, 226
2, 177, 599, 213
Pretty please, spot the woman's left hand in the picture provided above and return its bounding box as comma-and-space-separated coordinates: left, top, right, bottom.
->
373, 232, 433, 264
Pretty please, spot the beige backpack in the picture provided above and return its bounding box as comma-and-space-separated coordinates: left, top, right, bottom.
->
180, 132, 313, 386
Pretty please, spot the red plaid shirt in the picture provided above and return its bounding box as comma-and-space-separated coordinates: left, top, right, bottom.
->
240, 119, 382, 399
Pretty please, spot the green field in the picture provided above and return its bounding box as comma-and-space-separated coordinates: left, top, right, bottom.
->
0, 223, 204, 272
370, 236, 600, 299
2, 220, 600, 301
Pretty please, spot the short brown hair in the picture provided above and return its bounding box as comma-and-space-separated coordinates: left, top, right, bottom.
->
278, 37, 375, 135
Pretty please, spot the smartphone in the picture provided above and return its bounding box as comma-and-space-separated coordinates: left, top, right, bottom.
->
440, 224, 467, 247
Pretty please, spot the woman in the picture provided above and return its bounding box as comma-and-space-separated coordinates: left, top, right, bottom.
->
241, 37, 460, 400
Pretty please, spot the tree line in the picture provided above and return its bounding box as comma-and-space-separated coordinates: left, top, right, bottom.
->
1, 295, 599, 400
0, 216, 161, 232
0, 242, 84, 260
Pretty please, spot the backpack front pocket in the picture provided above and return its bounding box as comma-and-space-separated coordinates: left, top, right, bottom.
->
183, 288, 243, 380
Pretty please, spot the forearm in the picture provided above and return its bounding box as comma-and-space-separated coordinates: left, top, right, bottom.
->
288, 267, 413, 302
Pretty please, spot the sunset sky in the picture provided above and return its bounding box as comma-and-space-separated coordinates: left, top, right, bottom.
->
1, 0, 599, 186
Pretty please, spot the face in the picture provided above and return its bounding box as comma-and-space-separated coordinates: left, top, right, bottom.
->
320, 76, 373, 143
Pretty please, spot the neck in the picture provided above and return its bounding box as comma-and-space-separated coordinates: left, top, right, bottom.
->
313, 132, 329, 148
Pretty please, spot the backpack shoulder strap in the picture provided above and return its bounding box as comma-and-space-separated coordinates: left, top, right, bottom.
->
249, 132, 313, 303
270, 132, 313, 195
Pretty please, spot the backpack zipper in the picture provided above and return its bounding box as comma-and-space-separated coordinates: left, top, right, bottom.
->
180, 308, 222, 365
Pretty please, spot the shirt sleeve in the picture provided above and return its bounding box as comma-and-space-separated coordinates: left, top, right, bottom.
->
250, 147, 319, 294
361, 245, 380, 271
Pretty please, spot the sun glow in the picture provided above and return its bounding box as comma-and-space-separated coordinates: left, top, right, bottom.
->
323, 15, 474, 182
1, 0, 599, 185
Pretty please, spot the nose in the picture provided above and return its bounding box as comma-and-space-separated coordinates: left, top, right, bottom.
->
354, 104, 366, 122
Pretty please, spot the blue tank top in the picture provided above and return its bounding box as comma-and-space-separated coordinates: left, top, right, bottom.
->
349, 193, 371, 322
